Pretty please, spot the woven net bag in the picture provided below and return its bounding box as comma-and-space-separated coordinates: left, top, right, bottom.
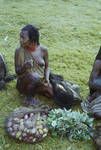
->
5, 106, 49, 143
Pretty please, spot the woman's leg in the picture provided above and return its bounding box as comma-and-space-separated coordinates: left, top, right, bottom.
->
17, 73, 54, 106
35, 82, 54, 98
16, 73, 41, 105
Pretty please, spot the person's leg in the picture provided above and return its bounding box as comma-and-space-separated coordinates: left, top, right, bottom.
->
17, 73, 40, 105
0, 79, 5, 90
24, 81, 54, 105
35, 82, 54, 98
17, 73, 54, 105
37, 85, 53, 98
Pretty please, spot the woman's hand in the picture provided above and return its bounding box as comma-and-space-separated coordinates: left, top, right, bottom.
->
43, 79, 52, 87
24, 60, 33, 70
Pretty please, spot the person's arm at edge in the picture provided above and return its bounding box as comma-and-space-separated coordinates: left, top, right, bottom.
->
89, 59, 101, 91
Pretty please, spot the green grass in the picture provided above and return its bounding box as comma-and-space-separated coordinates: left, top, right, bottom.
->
0, 0, 101, 149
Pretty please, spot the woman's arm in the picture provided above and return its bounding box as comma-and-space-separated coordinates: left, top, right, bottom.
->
43, 49, 50, 84
89, 59, 101, 91
15, 48, 32, 75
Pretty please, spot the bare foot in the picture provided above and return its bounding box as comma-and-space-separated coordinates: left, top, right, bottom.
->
23, 96, 40, 106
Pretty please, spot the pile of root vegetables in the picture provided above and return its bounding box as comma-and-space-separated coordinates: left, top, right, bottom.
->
5, 107, 48, 143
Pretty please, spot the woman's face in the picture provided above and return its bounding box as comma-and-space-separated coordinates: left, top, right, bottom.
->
20, 30, 29, 46
20, 30, 37, 51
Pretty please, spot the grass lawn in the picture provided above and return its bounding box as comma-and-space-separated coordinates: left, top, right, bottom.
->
0, 0, 101, 149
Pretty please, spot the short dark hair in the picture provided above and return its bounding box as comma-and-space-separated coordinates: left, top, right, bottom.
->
21, 24, 40, 45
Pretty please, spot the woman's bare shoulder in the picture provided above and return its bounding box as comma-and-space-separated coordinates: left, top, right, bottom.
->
15, 46, 24, 54
40, 44, 48, 51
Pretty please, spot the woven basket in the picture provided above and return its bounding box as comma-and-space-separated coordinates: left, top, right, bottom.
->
5, 106, 49, 143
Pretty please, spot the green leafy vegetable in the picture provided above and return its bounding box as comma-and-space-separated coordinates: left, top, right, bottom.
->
47, 109, 93, 141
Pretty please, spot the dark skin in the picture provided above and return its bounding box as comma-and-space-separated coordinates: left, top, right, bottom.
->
87, 58, 101, 119
0, 54, 6, 90
15, 30, 53, 103
88, 59, 101, 102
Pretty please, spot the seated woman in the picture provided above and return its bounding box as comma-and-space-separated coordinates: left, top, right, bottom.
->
82, 46, 101, 119
88, 46, 101, 102
15, 24, 53, 105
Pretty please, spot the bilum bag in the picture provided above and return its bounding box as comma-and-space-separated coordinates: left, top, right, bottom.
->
49, 73, 82, 109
